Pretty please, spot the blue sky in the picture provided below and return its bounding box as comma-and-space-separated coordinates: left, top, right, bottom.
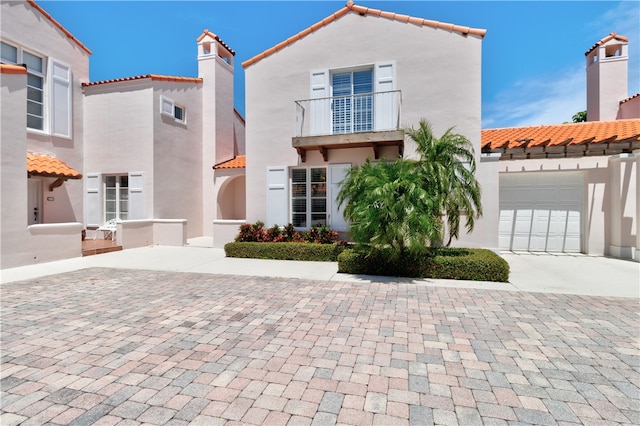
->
41, 0, 639, 128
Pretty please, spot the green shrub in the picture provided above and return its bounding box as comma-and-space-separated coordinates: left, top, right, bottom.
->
225, 242, 347, 262
337, 247, 509, 282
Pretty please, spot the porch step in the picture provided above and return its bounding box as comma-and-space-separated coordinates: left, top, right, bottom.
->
81, 239, 123, 257
82, 245, 123, 257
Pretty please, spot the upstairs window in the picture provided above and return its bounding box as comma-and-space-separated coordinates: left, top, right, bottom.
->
1, 41, 45, 131
1, 41, 71, 137
161, 95, 186, 123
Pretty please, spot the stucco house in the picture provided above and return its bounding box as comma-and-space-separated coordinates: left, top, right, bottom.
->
81, 29, 245, 244
1, 0, 89, 268
1, 1, 244, 269
241, 2, 639, 261
242, 0, 500, 252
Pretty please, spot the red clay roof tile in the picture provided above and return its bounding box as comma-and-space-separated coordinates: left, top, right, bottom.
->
242, 1, 486, 69
27, 152, 82, 179
481, 120, 640, 154
214, 155, 246, 169
620, 93, 640, 105
82, 74, 202, 87
196, 29, 236, 56
584, 32, 628, 56
28, 1, 92, 55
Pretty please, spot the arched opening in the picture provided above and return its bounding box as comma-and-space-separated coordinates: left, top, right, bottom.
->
217, 175, 245, 220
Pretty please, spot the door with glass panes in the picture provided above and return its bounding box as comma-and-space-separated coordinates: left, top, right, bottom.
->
104, 175, 129, 221
331, 69, 373, 134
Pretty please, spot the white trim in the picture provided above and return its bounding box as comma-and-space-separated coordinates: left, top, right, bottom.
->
160, 95, 174, 116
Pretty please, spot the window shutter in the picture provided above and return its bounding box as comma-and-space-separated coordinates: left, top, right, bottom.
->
160, 96, 174, 116
50, 59, 71, 138
309, 70, 330, 135
266, 166, 288, 226
329, 164, 351, 231
85, 173, 101, 227
374, 61, 396, 131
128, 172, 145, 220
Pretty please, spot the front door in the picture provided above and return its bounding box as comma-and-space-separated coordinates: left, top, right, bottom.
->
27, 179, 42, 225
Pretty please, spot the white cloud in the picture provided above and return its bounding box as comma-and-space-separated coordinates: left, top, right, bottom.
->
483, 65, 586, 128
483, 1, 639, 129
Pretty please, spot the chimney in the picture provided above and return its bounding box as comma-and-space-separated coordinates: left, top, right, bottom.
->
585, 33, 629, 122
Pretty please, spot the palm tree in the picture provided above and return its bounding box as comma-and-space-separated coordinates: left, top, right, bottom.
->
405, 119, 482, 246
337, 119, 482, 254
336, 158, 441, 255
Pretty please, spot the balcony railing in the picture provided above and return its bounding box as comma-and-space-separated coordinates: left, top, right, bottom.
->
294, 90, 402, 138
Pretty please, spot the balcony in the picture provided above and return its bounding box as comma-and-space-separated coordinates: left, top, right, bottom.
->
293, 90, 403, 162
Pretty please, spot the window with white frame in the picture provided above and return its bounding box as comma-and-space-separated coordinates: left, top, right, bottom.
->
105, 175, 129, 221
331, 68, 373, 134
1, 41, 72, 136
291, 167, 327, 228
2, 41, 45, 130
160, 95, 186, 123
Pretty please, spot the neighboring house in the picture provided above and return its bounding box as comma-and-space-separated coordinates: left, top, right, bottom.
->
1, 0, 90, 268
1, 1, 245, 268
82, 29, 244, 242
242, 0, 500, 251
482, 33, 639, 261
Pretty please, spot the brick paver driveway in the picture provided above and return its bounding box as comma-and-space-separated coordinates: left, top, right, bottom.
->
1, 268, 638, 425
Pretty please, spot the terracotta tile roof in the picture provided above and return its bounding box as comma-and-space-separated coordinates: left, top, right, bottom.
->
620, 93, 640, 105
481, 119, 640, 158
27, 1, 92, 55
27, 152, 82, 179
0, 64, 27, 74
214, 155, 246, 169
197, 29, 236, 56
242, 0, 486, 69
82, 74, 203, 87
585, 32, 628, 56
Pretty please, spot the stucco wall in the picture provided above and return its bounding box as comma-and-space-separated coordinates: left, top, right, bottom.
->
1, 69, 29, 269
152, 81, 204, 238
244, 11, 492, 247
83, 81, 155, 223
618, 97, 640, 119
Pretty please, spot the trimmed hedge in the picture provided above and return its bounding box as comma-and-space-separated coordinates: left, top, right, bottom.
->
337, 247, 510, 282
224, 242, 347, 262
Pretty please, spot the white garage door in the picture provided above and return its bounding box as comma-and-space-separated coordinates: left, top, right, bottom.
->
499, 173, 583, 253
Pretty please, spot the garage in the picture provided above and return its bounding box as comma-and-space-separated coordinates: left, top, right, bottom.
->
499, 172, 583, 253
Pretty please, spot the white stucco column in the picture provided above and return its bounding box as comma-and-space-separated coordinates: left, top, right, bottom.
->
608, 153, 639, 261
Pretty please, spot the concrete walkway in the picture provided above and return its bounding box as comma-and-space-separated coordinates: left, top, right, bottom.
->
2, 238, 639, 298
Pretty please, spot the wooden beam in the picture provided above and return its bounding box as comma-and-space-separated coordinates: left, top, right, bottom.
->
49, 178, 66, 192
319, 146, 328, 162
296, 147, 306, 163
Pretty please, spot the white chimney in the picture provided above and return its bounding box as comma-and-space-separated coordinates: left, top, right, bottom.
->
585, 33, 628, 121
